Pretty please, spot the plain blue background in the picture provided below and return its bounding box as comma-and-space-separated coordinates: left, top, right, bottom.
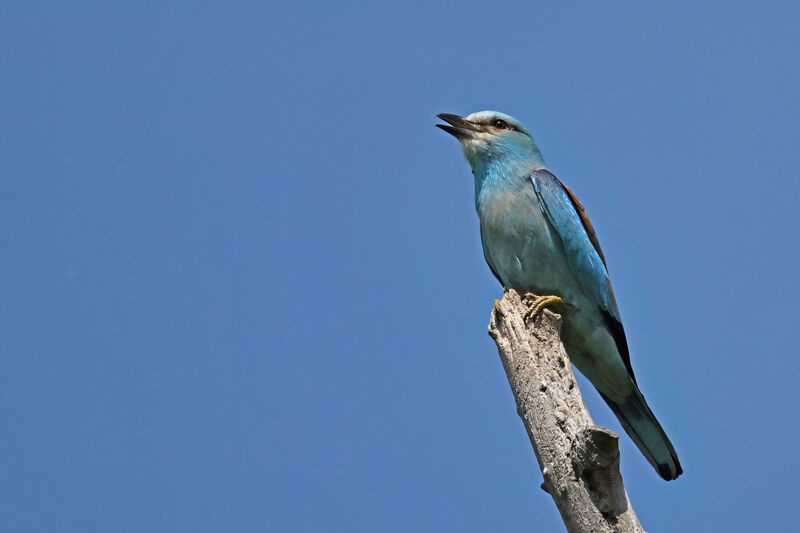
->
2, 1, 799, 531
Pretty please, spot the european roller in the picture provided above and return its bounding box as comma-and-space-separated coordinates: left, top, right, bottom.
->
436, 111, 682, 480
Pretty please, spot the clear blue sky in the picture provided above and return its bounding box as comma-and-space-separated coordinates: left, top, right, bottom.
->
2, 1, 799, 531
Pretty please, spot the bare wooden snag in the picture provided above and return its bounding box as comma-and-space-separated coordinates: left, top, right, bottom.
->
488, 289, 645, 533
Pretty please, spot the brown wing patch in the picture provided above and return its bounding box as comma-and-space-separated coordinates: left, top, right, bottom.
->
557, 179, 607, 268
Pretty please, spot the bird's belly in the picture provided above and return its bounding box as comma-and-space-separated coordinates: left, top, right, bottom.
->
480, 192, 576, 297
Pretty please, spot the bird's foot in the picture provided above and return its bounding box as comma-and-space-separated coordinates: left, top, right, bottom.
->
522, 293, 568, 324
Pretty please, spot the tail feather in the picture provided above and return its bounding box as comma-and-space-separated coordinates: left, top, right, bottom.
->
600, 388, 683, 481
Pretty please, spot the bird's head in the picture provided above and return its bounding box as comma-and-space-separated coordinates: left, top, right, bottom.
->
436, 111, 544, 175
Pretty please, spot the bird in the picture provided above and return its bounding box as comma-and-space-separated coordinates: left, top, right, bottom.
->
436, 111, 682, 480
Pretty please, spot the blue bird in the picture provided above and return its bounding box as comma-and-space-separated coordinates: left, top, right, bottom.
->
436, 111, 682, 480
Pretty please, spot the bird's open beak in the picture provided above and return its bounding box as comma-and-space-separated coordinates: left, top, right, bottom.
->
436, 113, 484, 140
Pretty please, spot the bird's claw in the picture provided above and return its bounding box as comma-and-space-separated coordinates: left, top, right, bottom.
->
522, 293, 568, 324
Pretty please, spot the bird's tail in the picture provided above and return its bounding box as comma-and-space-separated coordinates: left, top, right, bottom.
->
600, 388, 683, 481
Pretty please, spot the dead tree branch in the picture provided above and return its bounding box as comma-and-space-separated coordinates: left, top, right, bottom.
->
488, 289, 644, 533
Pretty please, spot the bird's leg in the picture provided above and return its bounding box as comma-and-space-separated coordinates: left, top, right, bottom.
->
522, 293, 568, 324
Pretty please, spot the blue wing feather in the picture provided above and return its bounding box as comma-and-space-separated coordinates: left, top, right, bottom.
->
531, 169, 620, 320
532, 169, 636, 382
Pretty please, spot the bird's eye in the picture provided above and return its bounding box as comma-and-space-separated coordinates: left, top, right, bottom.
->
493, 119, 509, 129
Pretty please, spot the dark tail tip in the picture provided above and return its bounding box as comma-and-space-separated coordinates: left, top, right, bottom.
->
657, 458, 683, 481
599, 390, 683, 481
